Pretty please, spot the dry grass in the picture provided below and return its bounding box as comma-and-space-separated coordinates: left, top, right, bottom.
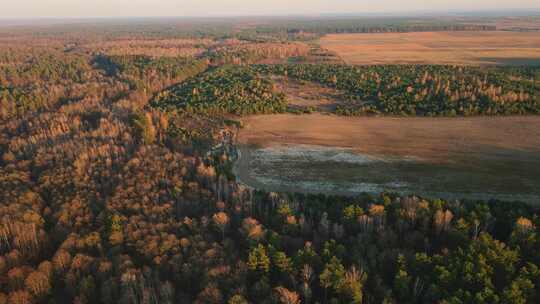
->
271, 76, 347, 111
319, 31, 540, 65
238, 114, 540, 163
236, 114, 540, 203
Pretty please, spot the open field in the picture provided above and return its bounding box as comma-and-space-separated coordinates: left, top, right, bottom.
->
237, 114, 540, 161
272, 75, 348, 112
235, 114, 540, 203
319, 31, 540, 65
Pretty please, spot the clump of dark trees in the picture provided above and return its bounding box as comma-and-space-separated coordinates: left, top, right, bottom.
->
1, 23, 540, 304
151, 66, 288, 115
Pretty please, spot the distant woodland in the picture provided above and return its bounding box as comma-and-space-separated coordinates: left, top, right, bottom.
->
1, 17, 539, 304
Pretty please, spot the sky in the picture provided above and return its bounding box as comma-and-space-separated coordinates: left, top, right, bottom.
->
2, 0, 539, 18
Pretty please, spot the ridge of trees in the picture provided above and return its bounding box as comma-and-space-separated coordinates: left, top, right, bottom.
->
254, 64, 540, 116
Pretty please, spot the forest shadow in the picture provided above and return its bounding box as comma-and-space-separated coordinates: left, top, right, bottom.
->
236, 143, 540, 204
481, 57, 540, 66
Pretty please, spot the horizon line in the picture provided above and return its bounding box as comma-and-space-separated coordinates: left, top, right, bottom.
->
1, 8, 540, 21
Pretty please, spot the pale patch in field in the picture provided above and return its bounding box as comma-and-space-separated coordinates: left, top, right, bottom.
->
237, 144, 410, 195
252, 144, 379, 164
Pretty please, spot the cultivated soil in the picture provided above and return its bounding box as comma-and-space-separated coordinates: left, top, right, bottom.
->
319, 31, 540, 66
235, 114, 540, 203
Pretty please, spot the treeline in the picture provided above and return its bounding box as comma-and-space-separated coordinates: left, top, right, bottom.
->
206, 42, 310, 65
83, 38, 215, 59
151, 66, 287, 115
254, 64, 540, 116
285, 24, 497, 35
246, 18, 498, 40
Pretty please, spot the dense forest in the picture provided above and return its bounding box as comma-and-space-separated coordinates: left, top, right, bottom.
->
1, 18, 540, 304
151, 66, 287, 115
255, 64, 540, 116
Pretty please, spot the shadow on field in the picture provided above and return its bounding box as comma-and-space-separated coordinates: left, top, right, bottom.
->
235, 143, 540, 204
480, 57, 540, 66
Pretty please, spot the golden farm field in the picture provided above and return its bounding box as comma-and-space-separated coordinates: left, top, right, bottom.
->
235, 114, 540, 203
319, 31, 540, 65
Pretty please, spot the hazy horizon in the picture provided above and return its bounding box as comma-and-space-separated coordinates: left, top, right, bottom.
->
2, 0, 540, 19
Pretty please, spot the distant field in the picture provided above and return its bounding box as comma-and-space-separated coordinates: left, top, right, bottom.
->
235, 114, 540, 203
319, 31, 540, 65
